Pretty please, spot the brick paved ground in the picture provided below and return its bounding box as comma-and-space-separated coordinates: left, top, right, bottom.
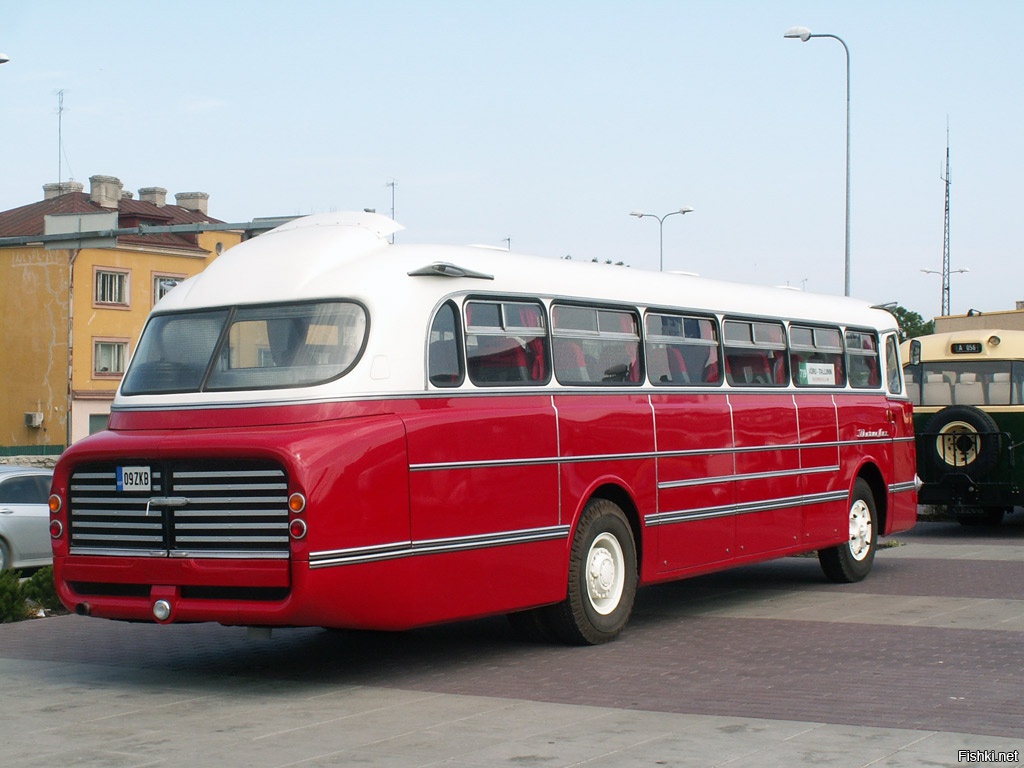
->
2, 515, 1022, 743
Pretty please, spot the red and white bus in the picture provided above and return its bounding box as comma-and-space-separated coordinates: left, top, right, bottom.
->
48, 212, 917, 644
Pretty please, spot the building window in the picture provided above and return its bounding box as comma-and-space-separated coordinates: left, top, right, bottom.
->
95, 268, 130, 306
94, 339, 129, 377
153, 274, 184, 305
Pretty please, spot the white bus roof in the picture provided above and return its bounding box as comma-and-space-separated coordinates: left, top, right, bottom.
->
157, 212, 894, 330
118, 213, 899, 409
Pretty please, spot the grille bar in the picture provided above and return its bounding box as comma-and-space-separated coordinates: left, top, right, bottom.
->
69, 461, 290, 559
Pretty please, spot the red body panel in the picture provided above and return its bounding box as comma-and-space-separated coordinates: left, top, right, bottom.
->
51, 390, 917, 631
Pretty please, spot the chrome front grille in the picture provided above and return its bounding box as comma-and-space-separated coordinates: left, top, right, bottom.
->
69, 461, 290, 558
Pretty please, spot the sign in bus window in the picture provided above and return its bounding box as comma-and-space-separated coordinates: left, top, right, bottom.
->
790, 325, 844, 387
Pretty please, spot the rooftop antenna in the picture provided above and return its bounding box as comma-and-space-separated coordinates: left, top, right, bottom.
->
940, 122, 951, 316
57, 89, 65, 187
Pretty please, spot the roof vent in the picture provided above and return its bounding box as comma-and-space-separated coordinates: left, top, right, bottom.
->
407, 262, 494, 280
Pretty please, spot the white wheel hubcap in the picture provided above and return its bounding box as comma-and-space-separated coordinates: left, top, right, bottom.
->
935, 420, 980, 467
848, 500, 873, 561
586, 532, 625, 615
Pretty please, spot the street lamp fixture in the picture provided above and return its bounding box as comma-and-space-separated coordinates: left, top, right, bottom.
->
630, 207, 694, 272
785, 25, 851, 297
921, 267, 969, 316
0, 54, 10, 65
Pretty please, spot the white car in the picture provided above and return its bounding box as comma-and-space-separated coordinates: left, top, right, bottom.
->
0, 466, 53, 571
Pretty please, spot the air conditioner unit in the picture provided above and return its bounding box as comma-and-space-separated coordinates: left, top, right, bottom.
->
24, 412, 44, 428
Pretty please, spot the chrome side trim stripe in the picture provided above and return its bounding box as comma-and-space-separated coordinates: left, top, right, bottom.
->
410, 435, 903, 473
309, 524, 571, 569
645, 490, 849, 527
658, 464, 840, 491
889, 480, 918, 494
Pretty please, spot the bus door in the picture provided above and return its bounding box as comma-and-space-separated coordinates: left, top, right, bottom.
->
884, 334, 917, 532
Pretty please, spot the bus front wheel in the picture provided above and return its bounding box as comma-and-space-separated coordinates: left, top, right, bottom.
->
544, 498, 637, 645
818, 478, 877, 583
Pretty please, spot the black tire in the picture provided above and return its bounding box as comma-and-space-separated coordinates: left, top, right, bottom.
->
818, 478, 877, 583
0, 539, 10, 572
543, 499, 637, 645
921, 405, 1000, 480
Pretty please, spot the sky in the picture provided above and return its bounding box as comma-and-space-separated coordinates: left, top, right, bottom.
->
2, 1, 1022, 320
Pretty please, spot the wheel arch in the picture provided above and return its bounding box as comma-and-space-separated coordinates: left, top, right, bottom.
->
856, 461, 888, 535
585, 482, 643, 569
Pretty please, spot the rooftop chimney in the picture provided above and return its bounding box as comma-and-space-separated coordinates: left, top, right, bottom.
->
175, 191, 209, 215
139, 187, 168, 207
43, 180, 84, 200
89, 175, 123, 208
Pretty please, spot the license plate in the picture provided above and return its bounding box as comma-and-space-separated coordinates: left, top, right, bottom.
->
117, 466, 151, 492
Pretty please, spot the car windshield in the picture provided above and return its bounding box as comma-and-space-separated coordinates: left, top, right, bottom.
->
121, 301, 368, 394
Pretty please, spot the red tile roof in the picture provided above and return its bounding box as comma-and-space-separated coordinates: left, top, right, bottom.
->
0, 191, 226, 252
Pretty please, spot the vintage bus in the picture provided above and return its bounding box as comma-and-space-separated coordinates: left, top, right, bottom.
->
48, 212, 917, 644
903, 329, 1024, 525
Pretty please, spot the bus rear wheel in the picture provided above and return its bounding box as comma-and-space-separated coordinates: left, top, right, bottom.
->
818, 478, 877, 583
544, 498, 637, 645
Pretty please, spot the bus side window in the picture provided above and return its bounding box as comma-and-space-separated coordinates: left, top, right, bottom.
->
790, 325, 844, 387
723, 319, 787, 387
465, 300, 549, 386
885, 335, 902, 394
644, 313, 720, 386
552, 304, 640, 386
428, 302, 463, 387
847, 330, 881, 389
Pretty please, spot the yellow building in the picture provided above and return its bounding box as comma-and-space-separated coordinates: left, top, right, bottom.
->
0, 175, 243, 456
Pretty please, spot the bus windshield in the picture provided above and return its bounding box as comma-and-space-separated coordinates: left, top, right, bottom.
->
905, 360, 1024, 407
121, 301, 368, 394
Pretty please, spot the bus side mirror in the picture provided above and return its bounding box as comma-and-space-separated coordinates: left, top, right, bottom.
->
909, 339, 921, 366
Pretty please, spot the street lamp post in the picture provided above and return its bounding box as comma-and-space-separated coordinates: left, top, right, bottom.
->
784, 25, 851, 297
921, 267, 969, 317
629, 207, 694, 272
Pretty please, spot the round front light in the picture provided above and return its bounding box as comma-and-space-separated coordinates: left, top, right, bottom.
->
288, 493, 306, 513
49, 520, 63, 539
49, 494, 62, 514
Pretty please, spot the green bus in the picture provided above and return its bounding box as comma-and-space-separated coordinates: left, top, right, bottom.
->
902, 329, 1024, 525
